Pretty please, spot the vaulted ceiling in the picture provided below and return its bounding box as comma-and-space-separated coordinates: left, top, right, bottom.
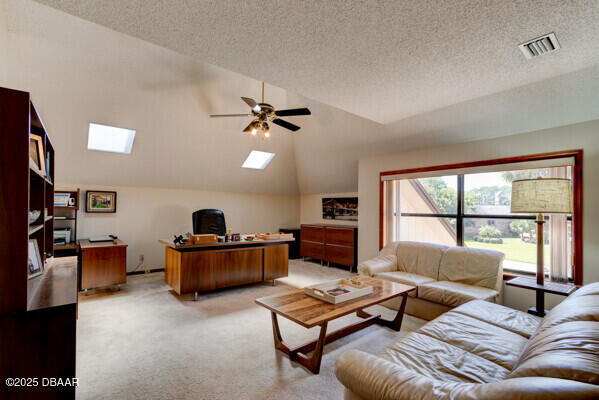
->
5, 0, 599, 194
32, 0, 599, 124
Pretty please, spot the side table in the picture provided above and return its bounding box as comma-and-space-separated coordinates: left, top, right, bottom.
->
79, 239, 127, 291
506, 276, 577, 317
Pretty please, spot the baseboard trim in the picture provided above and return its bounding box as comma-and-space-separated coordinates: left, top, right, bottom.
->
127, 268, 165, 276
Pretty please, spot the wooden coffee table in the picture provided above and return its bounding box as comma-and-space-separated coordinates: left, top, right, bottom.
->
255, 277, 415, 374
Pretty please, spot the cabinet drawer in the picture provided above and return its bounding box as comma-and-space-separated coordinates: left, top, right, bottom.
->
264, 244, 288, 280
324, 244, 355, 267
301, 240, 324, 259
325, 227, 355, 246
301, 225, 325, 243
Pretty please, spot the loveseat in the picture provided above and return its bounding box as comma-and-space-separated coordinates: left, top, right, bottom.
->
335, 282, 599, 399
358, 241, 504, 320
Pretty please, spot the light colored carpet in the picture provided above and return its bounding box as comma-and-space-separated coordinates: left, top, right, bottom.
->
76, 259, 426, 400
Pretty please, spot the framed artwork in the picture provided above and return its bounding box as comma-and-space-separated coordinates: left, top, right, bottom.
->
86, 190, 117, 213
28, 239, 44, 279
29, 134, 46, 176
322, 197, 358, 221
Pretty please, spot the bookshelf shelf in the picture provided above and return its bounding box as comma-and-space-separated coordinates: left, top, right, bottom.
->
28, 224, 44, 235
54, 189, 80, 257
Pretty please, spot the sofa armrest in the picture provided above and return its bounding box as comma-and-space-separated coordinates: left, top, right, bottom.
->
335, 350, 599, 400
335, 350, 465, 400
357, 255, 397, 277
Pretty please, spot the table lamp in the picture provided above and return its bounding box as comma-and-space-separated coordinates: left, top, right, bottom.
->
511, 177, 572, 314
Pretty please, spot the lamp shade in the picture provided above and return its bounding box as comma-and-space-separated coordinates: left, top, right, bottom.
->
511, 178, 573, 214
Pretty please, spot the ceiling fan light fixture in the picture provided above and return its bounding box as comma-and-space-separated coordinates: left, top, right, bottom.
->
261, 121, 270, 139
248, 120, 259, 135
211, 82, 311, 139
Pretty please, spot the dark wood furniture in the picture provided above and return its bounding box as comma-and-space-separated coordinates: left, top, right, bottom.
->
0, 87, 77, 399
279, 228, 300, 259
300, 224, 358, 271
506, 276, 577, 317
79, 239, 127, 291
255, 277, 415, 374
160, 238, 292, 296
54, 189, 80, 257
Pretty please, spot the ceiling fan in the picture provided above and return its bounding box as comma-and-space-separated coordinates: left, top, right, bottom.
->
210, 82, 311, 139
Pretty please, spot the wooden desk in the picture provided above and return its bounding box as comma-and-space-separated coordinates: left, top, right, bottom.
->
159, 238, 292, 296
79, 239, 127, 291
2, 257, 78, 400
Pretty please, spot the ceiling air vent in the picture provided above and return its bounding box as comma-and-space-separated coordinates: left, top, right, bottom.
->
519, 32, 560, 59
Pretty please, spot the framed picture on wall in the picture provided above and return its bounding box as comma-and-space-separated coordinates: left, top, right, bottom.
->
28, 239, 44, 279
322, 197, 358, 221
29, 134, 46, 177
86, 190, 117, 213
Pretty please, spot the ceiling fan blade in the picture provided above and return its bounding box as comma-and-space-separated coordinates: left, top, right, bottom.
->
210, 113, 252, 118
241, 97, 261, 112
272, 118, 300, 132
274, 108, 311, 117
242, 122, 254, 132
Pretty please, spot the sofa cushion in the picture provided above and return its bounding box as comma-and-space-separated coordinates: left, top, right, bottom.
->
438, 246, 504, 290
336, 350, 599, 400
539, 295, 599, 331
569, 281, 599, 298
357, 254, 397, 276
509, 321, 599, 385
374, 271, 435, 297
418, 310, 529, 370
419, 281, 498, 308
395, 241, 448, 280
534, 282, 599, 333
452, 299, 541, 339
378, 332, 510, 383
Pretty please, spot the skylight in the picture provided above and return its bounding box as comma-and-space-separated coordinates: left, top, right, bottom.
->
87, 123, 136, 154
242, 150, 275, 169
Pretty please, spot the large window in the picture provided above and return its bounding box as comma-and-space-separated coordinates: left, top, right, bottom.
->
382, 151, 582, 284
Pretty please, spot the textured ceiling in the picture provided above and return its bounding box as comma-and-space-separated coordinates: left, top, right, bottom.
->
32, 0, 599, 124
6, 0, 599, 195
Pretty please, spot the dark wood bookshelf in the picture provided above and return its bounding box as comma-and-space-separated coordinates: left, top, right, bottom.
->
0, 87, 76, 399
54, 189, 80, 257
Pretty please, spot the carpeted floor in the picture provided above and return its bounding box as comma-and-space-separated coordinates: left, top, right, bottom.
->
76, 259, 426, 400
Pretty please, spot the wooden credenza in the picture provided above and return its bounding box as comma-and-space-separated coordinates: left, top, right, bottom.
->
300, 224, 358, 271
79, 239, 127, 291
160, 239, 291, 295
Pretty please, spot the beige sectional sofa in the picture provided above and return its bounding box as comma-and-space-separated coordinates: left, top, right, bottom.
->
335, 282, 599, 400
358, 241, 504, 320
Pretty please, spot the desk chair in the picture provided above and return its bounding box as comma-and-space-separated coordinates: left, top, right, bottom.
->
192, 209, 226, 236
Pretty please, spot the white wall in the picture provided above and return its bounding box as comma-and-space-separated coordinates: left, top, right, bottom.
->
58, 183, 299, 272
359, 119, 599, 311
5, 0, 299, 195
0, 0, 8, 85
299, 192, 358, 227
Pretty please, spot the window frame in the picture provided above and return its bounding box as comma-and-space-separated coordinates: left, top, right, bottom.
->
379, 150, 583, 285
